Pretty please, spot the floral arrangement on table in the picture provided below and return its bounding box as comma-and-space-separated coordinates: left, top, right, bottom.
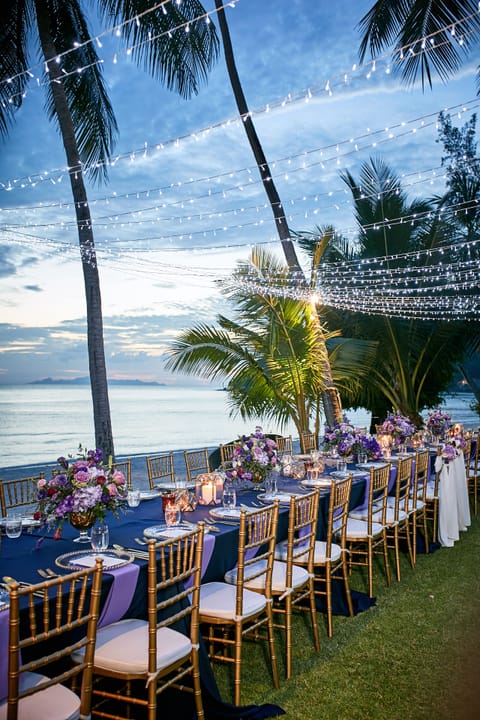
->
34, 445, 128, 539
425, 408, 451, 438
377, 412, 416, 446
322, 421, 358, 458
225, 427, 278, 484
353, 433, 382, 460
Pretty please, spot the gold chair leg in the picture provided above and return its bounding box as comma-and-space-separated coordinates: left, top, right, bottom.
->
266, 603, 280, 691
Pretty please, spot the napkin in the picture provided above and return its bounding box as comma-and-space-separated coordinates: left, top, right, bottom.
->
73, 553, 123, 569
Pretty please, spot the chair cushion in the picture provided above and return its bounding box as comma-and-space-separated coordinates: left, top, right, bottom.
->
224, 560, 309, 594
199, 581, 266, 621
0, 672, 80, 720
275, 540, 342, 564
345, 517, 385, 539
72, 617, 191, 676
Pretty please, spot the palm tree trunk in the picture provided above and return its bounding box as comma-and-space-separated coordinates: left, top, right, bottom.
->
35, 0, 114, 458
215, 1, 342, 428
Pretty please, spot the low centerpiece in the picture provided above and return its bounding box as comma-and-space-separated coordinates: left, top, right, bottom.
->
225, 427, 278, 486
377, 412, 416, 453
35, 445, 128, 542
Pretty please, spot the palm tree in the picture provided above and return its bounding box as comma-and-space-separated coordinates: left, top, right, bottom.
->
358, 0, 480, 91
314, 158, 479, 427
1, 1, 218, 457
213, 0, 343, 428
166, 248, 376, 436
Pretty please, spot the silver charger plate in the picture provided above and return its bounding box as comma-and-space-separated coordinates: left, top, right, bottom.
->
55, 549, 134, 570
143, 522, 204, 539
257, 491, 300, 505
300, 476, 332, 488
331, 470, 366, 480
1, 516, 42, 528
209, 506, 244, 522
153, 480, 195, 491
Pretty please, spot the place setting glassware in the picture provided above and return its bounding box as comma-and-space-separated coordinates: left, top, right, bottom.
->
127, 489, 141, 508
90, 523, 109, 552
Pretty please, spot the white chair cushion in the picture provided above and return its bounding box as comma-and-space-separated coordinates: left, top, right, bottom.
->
276, 540, 342, 565
345, 517, 385, 539
0, 672, 80, 720
71, 617, 191, 675
199, 581, 266, 621
224, 560, 309, 594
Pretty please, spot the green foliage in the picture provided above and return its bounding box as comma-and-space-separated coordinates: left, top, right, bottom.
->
166, 248, 376, 434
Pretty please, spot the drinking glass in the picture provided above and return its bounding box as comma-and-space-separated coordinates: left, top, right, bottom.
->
222, 485, 237, 509
127, 489, 141, 507
5, 514, 22, 539
165, 504, 181, 527
357, 452, 368, 465
336, 459, 347, 473
90, 523, 109, 552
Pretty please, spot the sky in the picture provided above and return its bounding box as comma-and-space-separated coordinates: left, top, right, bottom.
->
0, 0, 479, 385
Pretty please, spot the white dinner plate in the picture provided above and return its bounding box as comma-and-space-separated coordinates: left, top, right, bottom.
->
294, 454, 312, 461
153, 480, 195, 491
209, 506, 245, 522
143, 522, 204, 539
0, 516, 42, 528
55, 550, 134, 570
331, 470, 366, 480
356, 462, 389, 470
300, 476, 332, 488
257, 491, 301, 505
138, 490, 163, 501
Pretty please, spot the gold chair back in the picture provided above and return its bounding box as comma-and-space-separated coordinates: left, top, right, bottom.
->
112, 460, 132, 490
275, 435, 293, 455
219, 442, 236, 470
146, 452, 175, 489
184, 448, 210, 482
300, 431, 317, 454
6, 559, 103, 719
0, 474, 43, 516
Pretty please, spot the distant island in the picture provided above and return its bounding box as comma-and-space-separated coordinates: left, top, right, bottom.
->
29, 377, 165, 386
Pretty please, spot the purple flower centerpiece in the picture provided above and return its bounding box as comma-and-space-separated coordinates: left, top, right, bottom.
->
377, 412, 416, 447
35, 445, 127, 541
322, 421, 357, 458
226, 427, 278, 485
354, 433, 382, 460
425, 408, 452, 439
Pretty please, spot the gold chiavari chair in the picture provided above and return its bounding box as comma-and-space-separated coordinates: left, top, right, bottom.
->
145, 452, 175, 489
0, 474, 43, 516
184, 448, 210, 482
269, 490, 320, 678
346, 463, 391, 598
467, 435, 479, 516
2, 559, 103, 720
275, 435, 293, 455
111, 460, 131, 490
199, 503, 280, 706
219, 442, 236, 470
382, 456, 414, 582
74, 525, 205, 720
410, 449, 430, 564
425, 448, 442, 543
300, 431, 317, 454
310, 474, 354, 637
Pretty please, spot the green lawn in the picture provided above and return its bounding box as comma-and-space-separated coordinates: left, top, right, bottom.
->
213, 515, 480, 719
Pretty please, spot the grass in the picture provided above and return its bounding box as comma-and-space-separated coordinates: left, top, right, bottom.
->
212, 514, 480, 719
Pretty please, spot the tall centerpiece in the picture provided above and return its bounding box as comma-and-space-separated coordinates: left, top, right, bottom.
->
35, 446, 127, 542
225, 427, 278, 487
425, 408, 452, 442
321, 421, 357, 459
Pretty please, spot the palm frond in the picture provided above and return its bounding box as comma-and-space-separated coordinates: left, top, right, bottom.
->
101, 0, 219, 98
0, 0, 33, 137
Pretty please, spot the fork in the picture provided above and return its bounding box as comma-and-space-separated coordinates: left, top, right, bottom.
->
134, 537, 148, 546
37, 568, 59, 578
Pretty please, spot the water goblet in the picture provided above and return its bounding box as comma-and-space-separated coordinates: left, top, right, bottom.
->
336, 459, 347, 474
165, 504, 181, 527
5, 514, 22, 539
90, 523, 109, 552
222, 485, 237, 509
127, 489, 141, 507
357, 452, 368, 465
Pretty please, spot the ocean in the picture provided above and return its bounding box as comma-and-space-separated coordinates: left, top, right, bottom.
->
0, 384, 478, 471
